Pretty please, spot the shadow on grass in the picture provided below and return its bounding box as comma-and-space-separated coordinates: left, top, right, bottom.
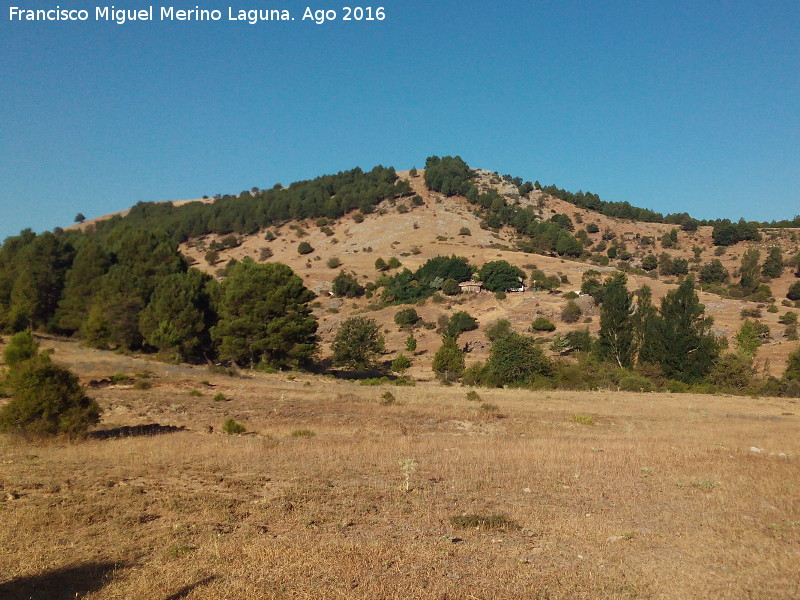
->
162, 575, 217, 600
88, 423, 187, 440
0, 561, 123, 600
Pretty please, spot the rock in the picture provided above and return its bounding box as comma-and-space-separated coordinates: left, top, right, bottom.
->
749, 446, 763, 453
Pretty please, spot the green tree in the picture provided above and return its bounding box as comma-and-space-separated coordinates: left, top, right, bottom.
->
652, 276, 720, 382
699, 259, 729, 284
786, 281, 800, 301
641, 254, 658, 271
477, 260, 525, 292
597, 274, 634, 368
632, 285, 659, 366
0, 355, 101, 437
445, 311, 478, 338
531, 317, 556, 332
3, 330, 40, 368
484, 332, 552, 386
331, 317, 385, 370
55, 240, 111, 333
441, 278, 461, 296
405, 335, 417, 352
784, 347, 800, 382
297, 241, 314, 255
394, 308, 420, 329
138, 270, 216, 362
432, 336, 465, 381
74, 213, 86, 224
211, 259, 318, 369
734, 319, 769, 357
332, 271, 364, 298
740, 248, 761, 295
391, 354, 412, 373
561, 300, 582, 323
761, 247, 784, 279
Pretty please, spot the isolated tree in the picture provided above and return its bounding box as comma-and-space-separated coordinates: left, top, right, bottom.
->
74, 213, 86, 224
484, 332, 552, 386
597, 274, 634, 368
0, 355, 101, 437
784, 347, 800, 382
740, 248, 761, 295
561, 300, 582, 323
297, 241, 314, 255
394, 308, 420, 329
331, 271, 364, 298
332, 317, 385, 370
211, 259, 318, 369
375, 257, 388, 272
432, 336, 465, 380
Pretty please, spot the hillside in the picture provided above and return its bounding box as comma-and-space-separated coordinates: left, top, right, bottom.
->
176, 168, 800, 376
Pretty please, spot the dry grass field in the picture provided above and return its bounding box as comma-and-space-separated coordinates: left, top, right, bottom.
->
1, 339, 798, 599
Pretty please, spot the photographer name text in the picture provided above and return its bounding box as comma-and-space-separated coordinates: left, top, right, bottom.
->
8, 5, 386, 25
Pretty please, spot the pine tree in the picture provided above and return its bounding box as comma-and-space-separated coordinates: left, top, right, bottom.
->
633, 285, 660, 366
761, 246, 784, 279
139, 270, 216, 362
654, 276, 720, 382
211, 259, 318, 369
597, 274, 634, 368
740, 248, 761, 295
432, 336, 465, 381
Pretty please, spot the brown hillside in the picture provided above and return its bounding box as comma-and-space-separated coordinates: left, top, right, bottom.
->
174, 170, 799, 376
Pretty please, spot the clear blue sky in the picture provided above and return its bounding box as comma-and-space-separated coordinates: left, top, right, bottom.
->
2, 0, 798, 241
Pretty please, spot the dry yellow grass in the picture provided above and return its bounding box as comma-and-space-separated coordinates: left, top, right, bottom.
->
1, 340, 798, 599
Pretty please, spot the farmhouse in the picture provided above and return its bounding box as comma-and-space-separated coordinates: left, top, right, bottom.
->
459, 280, 483, 293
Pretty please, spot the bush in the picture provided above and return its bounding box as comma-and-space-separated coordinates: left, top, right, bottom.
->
441, 278, 461, 296
405, 335, 417, 352
391, 354, 412, 373
0, 357, 101, 437
787, 281, 800, 301
531, 317, 556, 332
619, 374, 654, 392
561, 300, 582, 323
445, 311, 478, 338
3, 331, 40, 368
332, 271, 365, 298
394, 308, 420, 328
332, 317, 385, 370
327, 257, 342, 269
222, 418, 245, 434
297, 241, 314, 255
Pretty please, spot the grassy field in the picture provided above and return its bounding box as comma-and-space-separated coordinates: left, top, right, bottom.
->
1, 340, 798, 599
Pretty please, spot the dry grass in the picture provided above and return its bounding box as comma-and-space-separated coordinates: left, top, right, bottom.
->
1, 340, 799, 599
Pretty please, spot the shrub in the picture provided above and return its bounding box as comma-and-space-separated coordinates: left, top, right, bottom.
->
352, 213, 365, 223
327, 257, 342, 269
332, 317, 385, 370
332, 271, 364, 298
441, 278, 461, 296
531, 317, 556, 332
432, 337, 465, 381
391, 354, 412, 373
571, 414, 595, 425
445, 311, 478, 338
380, 391, 398, 405
495, 290, 506, 300
486, 319, 512, 341
619, 374, 654, 392
740, 307, 762, 318
291, 429, 315, 437
394, 308, 420, 328
561, 300, 582, 323
0, 357, 101, 437
449, 514, 519, 531
787, 281, 800, 301
213, 392, 228, 402
458, 227, 471, 236
297, 241, 314, 255
466, 390, 481, 402
405, 335, 417, 352
3, 331, 40, 368
222, 418, 245, 434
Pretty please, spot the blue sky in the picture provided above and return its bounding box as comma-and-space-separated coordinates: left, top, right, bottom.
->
2, 0, 798, 241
